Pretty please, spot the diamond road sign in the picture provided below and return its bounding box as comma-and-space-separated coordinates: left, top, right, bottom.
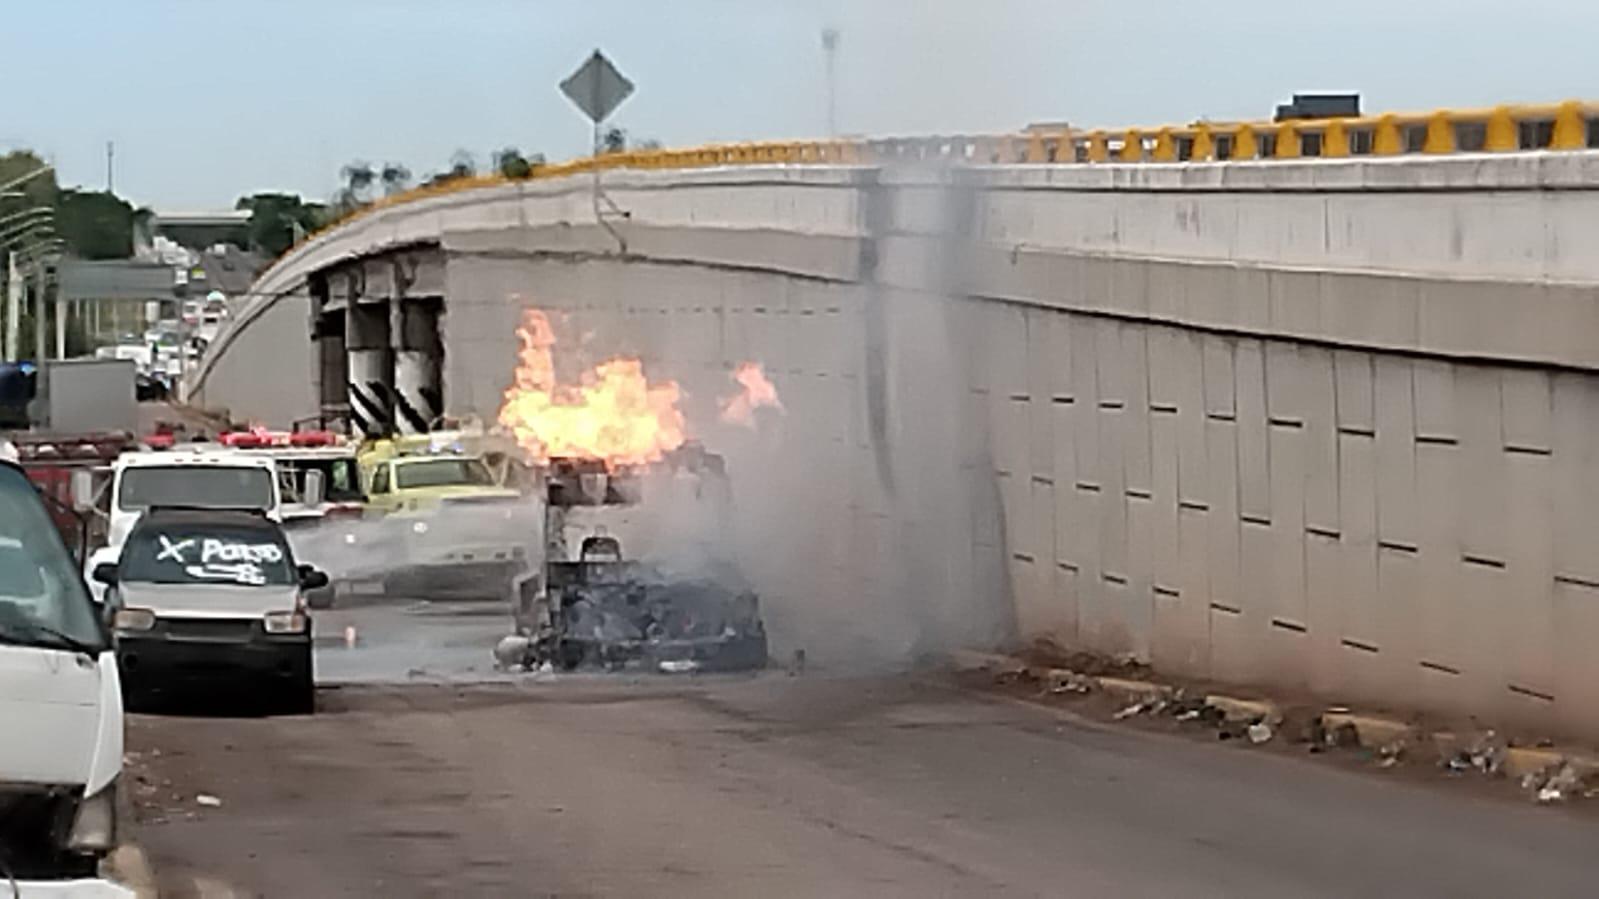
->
560, 50, 634, 124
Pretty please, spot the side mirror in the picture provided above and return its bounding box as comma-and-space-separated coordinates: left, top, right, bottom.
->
71, 470, 96, 513
91, 562, 119, 586
302, 469, 326, 508
298, 564, 330, 591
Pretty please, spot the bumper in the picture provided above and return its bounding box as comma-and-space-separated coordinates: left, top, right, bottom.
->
117, 632, 311, 694
0, 781, 117, 881
13, 880, 135, 898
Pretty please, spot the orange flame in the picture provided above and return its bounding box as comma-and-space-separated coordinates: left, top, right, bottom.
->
498, 310, 686, 467
720, 362, 784, 428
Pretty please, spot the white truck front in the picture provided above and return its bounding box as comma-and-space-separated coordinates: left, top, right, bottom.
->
0, 460, 124, 887
85, 451, 281, 604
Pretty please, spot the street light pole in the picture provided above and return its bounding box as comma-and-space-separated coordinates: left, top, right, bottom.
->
821, 27, 840, 137
3, 252, 18, 363
15, 241, 62, 363
32, 258, 45, 364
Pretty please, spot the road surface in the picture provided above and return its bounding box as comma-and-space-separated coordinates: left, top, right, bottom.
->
121, 599, 1599, 898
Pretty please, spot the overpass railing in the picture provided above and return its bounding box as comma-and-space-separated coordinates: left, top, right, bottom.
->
304, 99, 1599, 247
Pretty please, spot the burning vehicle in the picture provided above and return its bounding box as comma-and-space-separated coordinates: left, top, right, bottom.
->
503, 445, 768, 673
490, 308, 777, 673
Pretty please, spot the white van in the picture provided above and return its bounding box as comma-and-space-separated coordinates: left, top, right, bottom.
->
84, 448, 284, 604
0, 459, 123, 883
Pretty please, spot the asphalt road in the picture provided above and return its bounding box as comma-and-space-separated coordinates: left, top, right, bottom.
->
118, 597, 1599, 898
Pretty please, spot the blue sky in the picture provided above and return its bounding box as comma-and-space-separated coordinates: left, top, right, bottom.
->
6, 0, 1595, 209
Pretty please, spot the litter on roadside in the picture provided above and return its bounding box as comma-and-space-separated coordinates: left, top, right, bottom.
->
196, 794, 222, 808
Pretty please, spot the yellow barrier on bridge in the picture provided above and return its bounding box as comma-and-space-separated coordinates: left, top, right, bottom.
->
299, 100, 1599, 251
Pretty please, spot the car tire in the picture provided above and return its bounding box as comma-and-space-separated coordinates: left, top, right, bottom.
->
277, 649, 316, 715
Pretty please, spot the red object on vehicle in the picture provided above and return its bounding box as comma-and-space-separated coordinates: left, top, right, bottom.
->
11, 432, 136, 556
220, 427, 291, 449
289, 430, 339, 447
145, 433, 176, 449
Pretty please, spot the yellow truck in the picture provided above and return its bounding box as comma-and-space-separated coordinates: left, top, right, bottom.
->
356, 434, 541, 599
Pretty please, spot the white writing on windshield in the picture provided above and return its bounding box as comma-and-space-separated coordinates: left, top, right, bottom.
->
153, 533, 284, 586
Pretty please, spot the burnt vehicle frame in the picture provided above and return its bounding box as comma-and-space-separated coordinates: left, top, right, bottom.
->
510, 448, 768, 673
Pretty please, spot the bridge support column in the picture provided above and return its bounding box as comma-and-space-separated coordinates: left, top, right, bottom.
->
345, 301, 392, 438
308, 274, 349, 431
392, 298, 443, 434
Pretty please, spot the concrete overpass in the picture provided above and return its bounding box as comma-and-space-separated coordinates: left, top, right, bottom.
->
191, 100, 1599, 738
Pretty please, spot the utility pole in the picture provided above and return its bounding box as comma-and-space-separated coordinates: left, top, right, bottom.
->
3, 252, 18, 362
54, 280, 65, 360
32, 259, 45, 364
821, 27, 840, 137
106, 141, 115, 194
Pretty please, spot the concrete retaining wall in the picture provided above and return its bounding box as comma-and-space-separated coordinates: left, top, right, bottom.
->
187, 290, 316, 427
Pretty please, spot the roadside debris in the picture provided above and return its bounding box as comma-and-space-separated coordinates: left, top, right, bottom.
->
494, 634, 533, 670
975, 650, 1599, 807
1325, 720, 1361, 749
196, 794, 223, 808
1521, 762, 1586, 804
1046, 670, 1095, 695
1443, 731, 1506, 777
1113, 703, 1144, 721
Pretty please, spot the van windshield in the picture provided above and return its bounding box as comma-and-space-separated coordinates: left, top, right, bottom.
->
120, 522, 295, 587
0, 466, 105, 651
119, 465, 274, 511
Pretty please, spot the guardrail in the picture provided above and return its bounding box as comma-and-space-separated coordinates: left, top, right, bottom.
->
301, 100, 1599, 248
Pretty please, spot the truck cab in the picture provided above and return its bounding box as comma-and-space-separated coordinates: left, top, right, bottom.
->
216, 429, 364, 528
0, 459, 123, 884
358, 446, 537, 599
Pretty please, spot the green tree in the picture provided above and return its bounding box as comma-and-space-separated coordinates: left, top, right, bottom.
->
0, 151, 58, 210
380, 162, 412, 196
494, 147, 543, 179
332, 160, 376, 214
55, 190, 135, 259
420, 150, 478, 189
235, 192, 324, 257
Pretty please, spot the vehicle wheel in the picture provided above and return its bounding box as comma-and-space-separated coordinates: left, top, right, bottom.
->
277, 650, 316, 715
278, 680, 315, 716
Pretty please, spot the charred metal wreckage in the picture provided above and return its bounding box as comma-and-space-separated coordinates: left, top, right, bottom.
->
500, 444, 769, 674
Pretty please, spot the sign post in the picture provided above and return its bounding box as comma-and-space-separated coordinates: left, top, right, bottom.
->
560, 50, 636, 253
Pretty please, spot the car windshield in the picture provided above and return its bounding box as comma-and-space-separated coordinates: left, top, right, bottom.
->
0, 466, 105, 651
396, 458, 493, 489
119, 522, 295, 587
119, 465, 275, 511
